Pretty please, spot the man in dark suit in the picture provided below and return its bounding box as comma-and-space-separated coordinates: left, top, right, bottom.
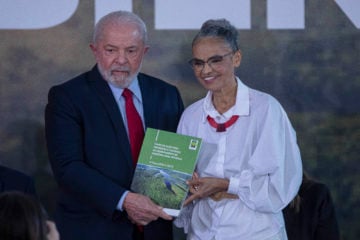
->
45, 11, 184, 240
0, 165, 36, 195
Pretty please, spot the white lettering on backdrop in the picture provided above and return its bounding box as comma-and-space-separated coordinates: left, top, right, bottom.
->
0, 0, 79, 29
154, 0, 251, 29
0, 0, 358, 30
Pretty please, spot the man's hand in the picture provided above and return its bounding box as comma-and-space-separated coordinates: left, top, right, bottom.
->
123, 192, 172, 226
46, 220, 60, 240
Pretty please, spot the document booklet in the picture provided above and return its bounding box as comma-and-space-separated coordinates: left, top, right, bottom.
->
130, 128, 202, 216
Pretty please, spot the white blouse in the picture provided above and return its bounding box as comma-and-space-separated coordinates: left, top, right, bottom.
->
175, 77, 302, 240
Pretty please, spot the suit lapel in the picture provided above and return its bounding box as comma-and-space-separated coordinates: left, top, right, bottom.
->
87, 66, 133, 169
0, 167, 4, 192
139, 74, 156, 129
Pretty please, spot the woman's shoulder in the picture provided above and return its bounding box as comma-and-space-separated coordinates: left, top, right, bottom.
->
249, 88, 282, 108
177, 98, 205, 133
183, 98, 205, 115
247, 88, 289, 122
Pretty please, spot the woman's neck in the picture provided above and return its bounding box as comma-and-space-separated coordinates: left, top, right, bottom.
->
212, 81, 237, 114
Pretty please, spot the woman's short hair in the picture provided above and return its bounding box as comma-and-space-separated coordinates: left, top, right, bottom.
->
192, 18, 239, 52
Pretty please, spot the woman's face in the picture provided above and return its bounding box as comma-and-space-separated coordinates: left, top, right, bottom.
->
191, 37, 241, 93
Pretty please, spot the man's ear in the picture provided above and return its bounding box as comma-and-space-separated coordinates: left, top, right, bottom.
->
143, 45, 150, 55
89, 43, 96, 53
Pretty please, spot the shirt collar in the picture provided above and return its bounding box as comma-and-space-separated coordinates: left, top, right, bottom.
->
108, 78, 142, 103
202, 77, 250, 123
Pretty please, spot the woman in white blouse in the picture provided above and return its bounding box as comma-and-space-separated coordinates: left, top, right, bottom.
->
175, 18, 303, 240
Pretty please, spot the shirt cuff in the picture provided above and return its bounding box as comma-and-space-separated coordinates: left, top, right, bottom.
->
116, 191, 129, 211
228, 177, 240, 195
228, 170, 253, 195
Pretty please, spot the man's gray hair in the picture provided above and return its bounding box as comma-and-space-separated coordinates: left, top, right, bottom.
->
93, 11, 148, 44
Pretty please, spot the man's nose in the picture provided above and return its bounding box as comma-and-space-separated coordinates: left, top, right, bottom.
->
114, 51, 128, 64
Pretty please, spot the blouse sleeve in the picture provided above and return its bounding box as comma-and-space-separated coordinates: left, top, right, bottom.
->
228, 97, 303, 213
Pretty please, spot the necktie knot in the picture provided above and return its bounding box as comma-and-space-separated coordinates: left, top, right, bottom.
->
122, 88, 133, 99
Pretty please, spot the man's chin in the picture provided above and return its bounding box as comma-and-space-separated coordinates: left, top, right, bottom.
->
108, 76, 132, 88
98, 66, 137, 88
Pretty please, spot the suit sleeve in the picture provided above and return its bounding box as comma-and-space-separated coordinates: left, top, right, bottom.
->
45, 85, 125, 218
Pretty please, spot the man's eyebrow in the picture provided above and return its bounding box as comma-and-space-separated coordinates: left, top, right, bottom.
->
104, 44, 118, 49
192, 58, 204, 61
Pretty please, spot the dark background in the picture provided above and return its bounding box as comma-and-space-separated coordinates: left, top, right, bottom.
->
0, 1, 359, 239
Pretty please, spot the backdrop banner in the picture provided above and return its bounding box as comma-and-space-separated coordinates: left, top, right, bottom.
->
0, 1, 358, 239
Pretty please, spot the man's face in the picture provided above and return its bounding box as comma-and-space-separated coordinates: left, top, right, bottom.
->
90, 22, 149, 88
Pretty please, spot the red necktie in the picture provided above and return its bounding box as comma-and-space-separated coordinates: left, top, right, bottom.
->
122, 89, 145, 236
207, 115, 239, 132
122, 88, 144, 165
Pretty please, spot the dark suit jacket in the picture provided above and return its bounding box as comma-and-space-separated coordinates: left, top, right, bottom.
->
45, 66, 184, 240
0, 165, 36, 195
283, 179, 340, 240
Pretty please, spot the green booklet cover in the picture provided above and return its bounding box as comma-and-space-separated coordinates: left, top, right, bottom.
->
130, 128, 202, 216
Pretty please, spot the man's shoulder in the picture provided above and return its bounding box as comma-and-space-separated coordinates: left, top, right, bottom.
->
51, 65, 100, 90
56, 70, 93, 88
138, 72, 177, 89
138, 72, 163, 82
0, 166, 34, 188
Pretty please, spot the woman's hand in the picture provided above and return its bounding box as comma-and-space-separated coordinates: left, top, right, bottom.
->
184, 173, 235, 205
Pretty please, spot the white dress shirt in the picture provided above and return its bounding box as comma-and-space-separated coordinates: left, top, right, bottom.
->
108, 78, 144, 211
175, 77, 302, 240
